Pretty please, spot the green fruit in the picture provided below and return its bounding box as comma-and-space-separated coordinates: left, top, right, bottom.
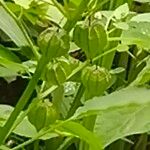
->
81, 65, 111, 100
38, 28, 70, 60
43, 57, 72, 86
73, 23, 107, 59
28, 99, 58, 131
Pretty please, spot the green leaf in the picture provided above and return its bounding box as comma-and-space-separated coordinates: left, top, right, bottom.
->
113, 3, 129, 20
116, 44, 129, 52
134, 0, 150, 3
73, 87, 150, 147
0, 105, 13, 127
13, 0, 33, 9
47, 4, 66, 27
113, 22, 129, 30
0, 45, 20, 62
0, 104, 57, 139
0, 57, 27, 73
131, 13, 150, 23
59, 121, 103, 150
0, 105, 36, 137
13, 117, 37, 137
132, 57, 150, 86
0, 6, 29, 47
69, 0, 82, 6
121, 22, 150, 50
0, 66, 17, 77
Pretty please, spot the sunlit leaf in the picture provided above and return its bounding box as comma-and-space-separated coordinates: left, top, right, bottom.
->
59, 121, 103, 150
131, 13, 150, 23
73, 87, 150, 147
121, 22, 150, 50
113, 3, 129, 20
0, 45, 20, 62
13, 0, 33, 9
0, 6, 29, 47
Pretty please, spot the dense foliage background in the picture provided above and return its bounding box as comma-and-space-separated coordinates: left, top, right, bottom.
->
0, 0, 150, 150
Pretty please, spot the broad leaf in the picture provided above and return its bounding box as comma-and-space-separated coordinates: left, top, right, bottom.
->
0, 66, 17, 77
131, 13, 150, 23
73, 87, 150, 147
94, 103, 150, 147
121, 22, 150, 50
47, 4, 66, 27
0, 6, 29, 47
0, 105, 57, 139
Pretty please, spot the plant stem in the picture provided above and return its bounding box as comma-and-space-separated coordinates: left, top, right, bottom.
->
33, 140, 39, 150
0, 55, 47, 145
39, 85, 58, 99
0, 0, 90, 145
63, 0, 89, 32
66, 84, 85, 118
92, 46, 118, 62
57, 137, 75, 150
11, 121, 68, 150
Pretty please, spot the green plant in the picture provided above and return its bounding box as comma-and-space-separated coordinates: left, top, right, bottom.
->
0, 0, 150, 150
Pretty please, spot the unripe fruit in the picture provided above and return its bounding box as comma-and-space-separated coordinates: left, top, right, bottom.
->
43, 57, 72, 86
81, 65, 111, 100
38, 28, 70, 60
73, 23, 107, 59
28, 99, 58, 131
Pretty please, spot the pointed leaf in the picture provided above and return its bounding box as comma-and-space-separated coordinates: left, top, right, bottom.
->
0, 6, 29, 47
59, 121, 103, 150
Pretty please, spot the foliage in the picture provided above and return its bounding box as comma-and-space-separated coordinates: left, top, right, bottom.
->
0, 0, 150, 150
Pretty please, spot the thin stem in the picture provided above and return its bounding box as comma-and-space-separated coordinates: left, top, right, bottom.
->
108, 37, 121, 41
66, 84, 85, 118
57, 137, 75, 150
33, 140, 39, 150
39, 85, 58, 99
18, 6, 24, 20
10, 98, 40, 133
67, 61, 88, 80
93, 46, 118, 62
0, 1, 40, 60
0, 0, 89, 145
12, 121, 68, 150
108, 28, 117, 34
0, 55, 47, 144
63, 0, 89, 32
